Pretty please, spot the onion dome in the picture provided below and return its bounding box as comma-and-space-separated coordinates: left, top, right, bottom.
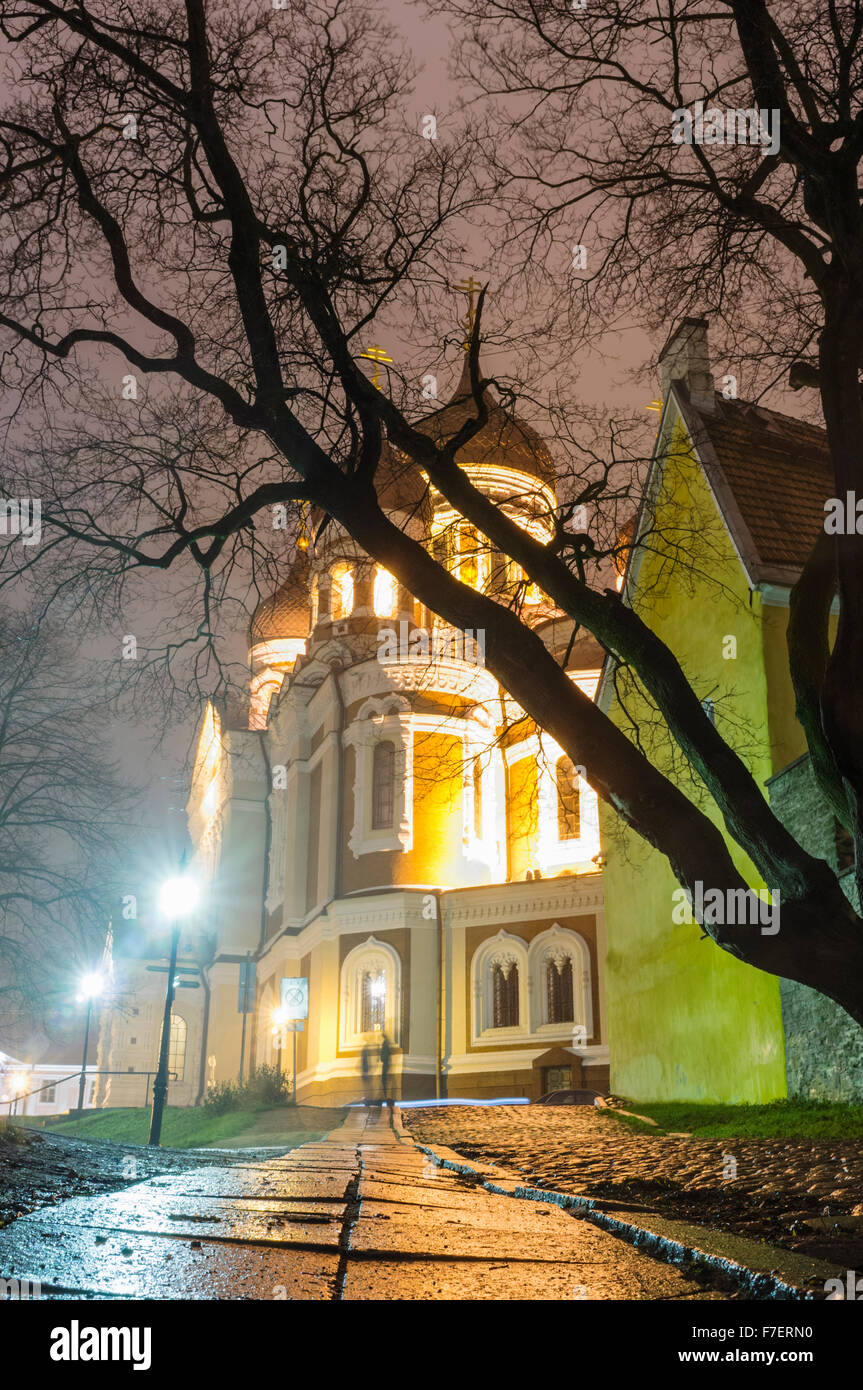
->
249, 548, 310, 646
416, 355, 557, 488
375, 437, 431, 515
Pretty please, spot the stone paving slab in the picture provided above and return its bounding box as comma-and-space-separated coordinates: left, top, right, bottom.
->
143, 1166, 350, 1203
2, 1221, 339, 1300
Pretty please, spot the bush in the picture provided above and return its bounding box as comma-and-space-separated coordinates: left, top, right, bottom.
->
203, 1080, 240, 1116
203, 1065, 291, 1115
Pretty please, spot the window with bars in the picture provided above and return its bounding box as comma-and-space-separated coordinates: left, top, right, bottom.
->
556, 756, 581, 839
360, 970, 386, 1032
546, 953, 575, 1024
491, 961, 519, 1028
371, 740, 396, 829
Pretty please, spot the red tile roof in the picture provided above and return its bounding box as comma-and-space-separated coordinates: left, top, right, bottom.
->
683, 391, 833, 580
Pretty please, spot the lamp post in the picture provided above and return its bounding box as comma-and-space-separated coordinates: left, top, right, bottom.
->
76, 972, 104, 1113
148, 871, 198, 1147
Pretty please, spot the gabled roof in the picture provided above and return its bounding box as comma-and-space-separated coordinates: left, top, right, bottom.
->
670, 386, 833, 588
597, 381, 833, 714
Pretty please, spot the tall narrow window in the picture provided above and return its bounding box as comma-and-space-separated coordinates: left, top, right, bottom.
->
459, 524, 479, 587
371, 740, 396, 829
310, 574, 319, 628
473, 761, 483, 839
168, 1014, 187, 1081
360, 969, 386, 1032
492, 961, 519, 1027
373, 567, 397, 617
556, 756, 581, 839
331, 563, 354, 619
546, 953, 574, 1024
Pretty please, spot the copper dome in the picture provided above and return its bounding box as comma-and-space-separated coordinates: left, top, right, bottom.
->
249, 548, 311, 646
416, 356, 557, 489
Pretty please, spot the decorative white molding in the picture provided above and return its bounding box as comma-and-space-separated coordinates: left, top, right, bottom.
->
340, 656, 499, 708
444, 1044, 609, 1075
344, 708, 413, 857
339, 935, 402, 1050
527, 924, 593, 1036
471, 929, 530, 1043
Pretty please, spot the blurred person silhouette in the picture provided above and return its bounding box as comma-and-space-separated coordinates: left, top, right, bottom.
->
379, 1031, 394, 1118
361, 1039, 374, 1107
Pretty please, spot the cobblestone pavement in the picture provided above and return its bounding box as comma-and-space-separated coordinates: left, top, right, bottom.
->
0, 1108, 737, 1300
402, 1106, 863, 1265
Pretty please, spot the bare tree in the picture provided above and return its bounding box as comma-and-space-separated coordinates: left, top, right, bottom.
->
0, 611, 131, 1037
0, 0, 861, 1024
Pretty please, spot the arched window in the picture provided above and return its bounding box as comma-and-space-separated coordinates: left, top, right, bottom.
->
473, 761, 483, 838
556, 756, 581, 840
168, 1014, 187, 1081
360, 968, 387, 1032
340, 936, 401, 1049
331, 562, 354, 620
310, 574, 319, 628
371, 740, 396, 829
492, 958, 519, 1028
373, 567, 397, 618
545, 950, 574, 1024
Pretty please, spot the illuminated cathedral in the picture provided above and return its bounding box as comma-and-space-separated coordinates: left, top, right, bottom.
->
97, 347, 609, 1107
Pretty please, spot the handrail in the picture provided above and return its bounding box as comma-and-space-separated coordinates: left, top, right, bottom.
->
2, 1068, 177, 1113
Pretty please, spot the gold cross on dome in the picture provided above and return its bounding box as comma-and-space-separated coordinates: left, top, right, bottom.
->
646, 398, 662, 414
454, 276, 483, 351
359, 344, 394, 389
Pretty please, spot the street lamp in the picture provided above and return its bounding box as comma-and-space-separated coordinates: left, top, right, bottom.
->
272, 1007, 287, 1082
9, 1070, 28, 1117
75, 972, 104, 1113
148, 869, 198, 1147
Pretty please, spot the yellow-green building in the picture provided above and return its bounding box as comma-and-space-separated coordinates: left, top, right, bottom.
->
597, 317, 848, 1103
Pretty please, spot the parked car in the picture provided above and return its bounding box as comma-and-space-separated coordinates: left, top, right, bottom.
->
533, 1088, 601, 1106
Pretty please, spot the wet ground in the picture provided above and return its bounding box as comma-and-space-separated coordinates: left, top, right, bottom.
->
0, 1109, 745, 1300
0, 1123, 257, 1228
402, 1105, 863, 1267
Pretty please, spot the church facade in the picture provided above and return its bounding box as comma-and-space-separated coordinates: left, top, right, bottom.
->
97, 360, 609, 1108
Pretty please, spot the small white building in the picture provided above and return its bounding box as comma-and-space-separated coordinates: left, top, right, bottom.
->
0, 1044, 99, 1117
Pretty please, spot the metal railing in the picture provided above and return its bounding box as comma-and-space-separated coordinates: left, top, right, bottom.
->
2, 1069, 177, 1116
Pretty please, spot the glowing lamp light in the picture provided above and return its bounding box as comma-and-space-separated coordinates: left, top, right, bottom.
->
10, 1071, 28, 1097
158, 874, 199, 920
79, 972, 104, 1000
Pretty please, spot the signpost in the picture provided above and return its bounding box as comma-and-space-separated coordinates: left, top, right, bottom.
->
280, 978, 308, 1102
238, 956, 256, 1085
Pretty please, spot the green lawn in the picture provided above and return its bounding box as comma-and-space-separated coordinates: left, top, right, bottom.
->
22, 1104, 342, 1150
606, 1098, 863, 1140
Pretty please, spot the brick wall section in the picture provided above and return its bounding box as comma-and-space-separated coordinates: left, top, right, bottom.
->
767, 753, 863, 1100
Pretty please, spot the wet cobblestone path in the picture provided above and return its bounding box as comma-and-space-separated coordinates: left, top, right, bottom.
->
0, 1109, 733, 1300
